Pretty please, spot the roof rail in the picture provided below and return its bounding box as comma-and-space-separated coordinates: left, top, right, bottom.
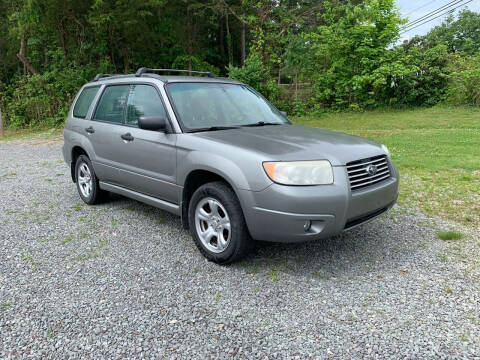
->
92, 73, 114, 82
135, 67, 216, 78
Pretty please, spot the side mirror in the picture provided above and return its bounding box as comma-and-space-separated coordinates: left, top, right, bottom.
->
138, 116, 166, 131
280, 111, 287, 117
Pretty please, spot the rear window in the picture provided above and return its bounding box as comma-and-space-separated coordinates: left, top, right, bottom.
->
73, 86, 100, 118
93, 85, 130, 124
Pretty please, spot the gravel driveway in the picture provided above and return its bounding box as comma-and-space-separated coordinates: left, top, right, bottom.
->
1, 140, 479, 359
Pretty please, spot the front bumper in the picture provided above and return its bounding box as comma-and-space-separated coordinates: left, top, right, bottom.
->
238, 161, 399, 242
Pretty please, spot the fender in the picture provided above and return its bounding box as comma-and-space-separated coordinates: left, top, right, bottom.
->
177, 150, 270, 192
65, 128, 98, 181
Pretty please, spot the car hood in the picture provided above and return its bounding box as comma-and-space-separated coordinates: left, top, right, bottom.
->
192, 124, 385, 166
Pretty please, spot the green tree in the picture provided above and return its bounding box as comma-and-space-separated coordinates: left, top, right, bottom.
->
423, 10, 480, 55
305, 0, 403, 108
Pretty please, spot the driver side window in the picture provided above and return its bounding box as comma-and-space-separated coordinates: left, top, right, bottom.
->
125, 85, 167, 127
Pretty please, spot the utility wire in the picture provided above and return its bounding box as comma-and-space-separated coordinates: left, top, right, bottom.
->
400, 0, 472, 34
400, 0, 466, 31
401, 0, 465, 30
405, 0, 438, 17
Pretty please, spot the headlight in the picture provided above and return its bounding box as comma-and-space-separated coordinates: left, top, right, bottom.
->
381, 144, 390, 157
263, 160, 333, 185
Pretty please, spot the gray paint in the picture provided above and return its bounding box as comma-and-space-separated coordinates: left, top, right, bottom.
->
63, 75, 399, 243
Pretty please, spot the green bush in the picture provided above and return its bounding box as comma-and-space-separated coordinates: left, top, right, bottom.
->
228, 52, 279, 102
445, 53, 480, 106
373, 44, 451, 107
172, 55, 219, 75
1, 53, 108, 128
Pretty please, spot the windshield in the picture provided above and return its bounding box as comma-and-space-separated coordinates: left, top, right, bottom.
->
166, 82, 289, 131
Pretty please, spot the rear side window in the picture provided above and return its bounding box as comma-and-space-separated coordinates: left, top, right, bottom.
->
73, 86, 100, 118
93, 85, 130, 124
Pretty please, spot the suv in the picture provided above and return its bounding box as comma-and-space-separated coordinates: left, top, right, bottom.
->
63, 68, 399, 264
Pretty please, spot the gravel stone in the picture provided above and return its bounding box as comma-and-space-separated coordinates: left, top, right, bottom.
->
1, 141, 479, 359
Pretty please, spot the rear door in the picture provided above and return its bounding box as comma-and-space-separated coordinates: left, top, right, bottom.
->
115, 84, 178, 203
87, 84, 131, 184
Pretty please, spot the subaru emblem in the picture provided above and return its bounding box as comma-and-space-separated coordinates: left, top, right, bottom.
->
366, 164, 378, 176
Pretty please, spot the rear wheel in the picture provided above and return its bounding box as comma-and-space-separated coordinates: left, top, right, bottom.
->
75, 155, 107, 205
188, 181, 253, 264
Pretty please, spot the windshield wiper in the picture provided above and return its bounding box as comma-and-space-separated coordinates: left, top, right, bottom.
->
241, 121, 283, 127
188, 125, 240, 133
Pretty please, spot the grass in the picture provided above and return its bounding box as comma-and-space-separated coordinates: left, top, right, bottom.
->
1, 300, 13, 307
293, 106, 480, 227
20, 253, 41, 267
437, 230, 464, 241
0, 127, 62, 141
61, 235, 73, 245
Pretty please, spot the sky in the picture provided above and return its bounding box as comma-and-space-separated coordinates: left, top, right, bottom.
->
396, 0, 480, 41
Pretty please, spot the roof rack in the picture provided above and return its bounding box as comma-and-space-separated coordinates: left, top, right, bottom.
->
135, 67, 216, 78
92, 73, 113, 82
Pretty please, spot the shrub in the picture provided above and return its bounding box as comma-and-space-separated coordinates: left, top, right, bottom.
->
228, 52, 279, 102
172, 55, 219, 75
445, 53, 480, 106
1, 53, 108, 128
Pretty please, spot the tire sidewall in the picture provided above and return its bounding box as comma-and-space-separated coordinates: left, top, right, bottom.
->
188, 183, 246, 263
75, 155, 99, 205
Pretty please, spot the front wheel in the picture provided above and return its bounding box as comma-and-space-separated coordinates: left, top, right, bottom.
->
188, 181, 253, 264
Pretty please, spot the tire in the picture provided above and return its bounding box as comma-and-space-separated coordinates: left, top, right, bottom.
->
188, 181, 253, 264
75, 155, 107, 205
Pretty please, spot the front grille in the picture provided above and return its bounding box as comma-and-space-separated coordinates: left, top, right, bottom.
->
346, 155, 391, 191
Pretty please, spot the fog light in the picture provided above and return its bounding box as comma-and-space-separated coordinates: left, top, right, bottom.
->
304, 220, 312, 232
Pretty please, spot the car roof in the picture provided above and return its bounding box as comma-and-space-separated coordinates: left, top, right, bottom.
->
89, 73, 243, 85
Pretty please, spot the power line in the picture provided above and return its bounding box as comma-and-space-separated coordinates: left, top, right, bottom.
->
401, 0, 465, 31
405, 0, 438, 17
400, 0, 473, 34
400, 0, 466, 31
402, 0, 464, 29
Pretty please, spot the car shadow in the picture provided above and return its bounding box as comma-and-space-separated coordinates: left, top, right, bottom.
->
235, 215, 423, 281
102, 194, 420, 281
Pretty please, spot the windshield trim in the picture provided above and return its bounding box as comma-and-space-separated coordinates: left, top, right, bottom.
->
164, 81, 290, 133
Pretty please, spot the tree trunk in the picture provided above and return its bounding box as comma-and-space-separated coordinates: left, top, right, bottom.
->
121, 44, 130, 73
219, 16, 225, 61
0, 107, 4, 137
225, 12, 232, 66
241, 20, 246, 67
58, 21, 67, 57
108, 26, 117, 72
17, 32, 58, 111
17, 33, 37, 75
295, 72, 298, 100
187, 10, 193, 72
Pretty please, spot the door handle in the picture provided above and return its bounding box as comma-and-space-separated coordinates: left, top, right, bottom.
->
121, 133, 134, 142
85, 126, 95, 134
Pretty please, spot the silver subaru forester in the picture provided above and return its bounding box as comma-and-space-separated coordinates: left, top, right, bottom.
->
63, 68, 399, 264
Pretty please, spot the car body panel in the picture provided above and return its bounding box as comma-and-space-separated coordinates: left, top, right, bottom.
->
192, 125, 383, 166
113, 127, 179, 203
236, 162, 398, 242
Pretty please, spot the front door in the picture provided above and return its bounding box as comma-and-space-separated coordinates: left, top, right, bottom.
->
114, 84, 178, 204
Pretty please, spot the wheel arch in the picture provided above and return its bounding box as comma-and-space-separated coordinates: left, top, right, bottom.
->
181, 169, 238, 230
70, 146, 89, 182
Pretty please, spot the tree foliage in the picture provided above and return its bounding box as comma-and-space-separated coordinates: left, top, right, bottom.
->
0, 1, 479, 128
